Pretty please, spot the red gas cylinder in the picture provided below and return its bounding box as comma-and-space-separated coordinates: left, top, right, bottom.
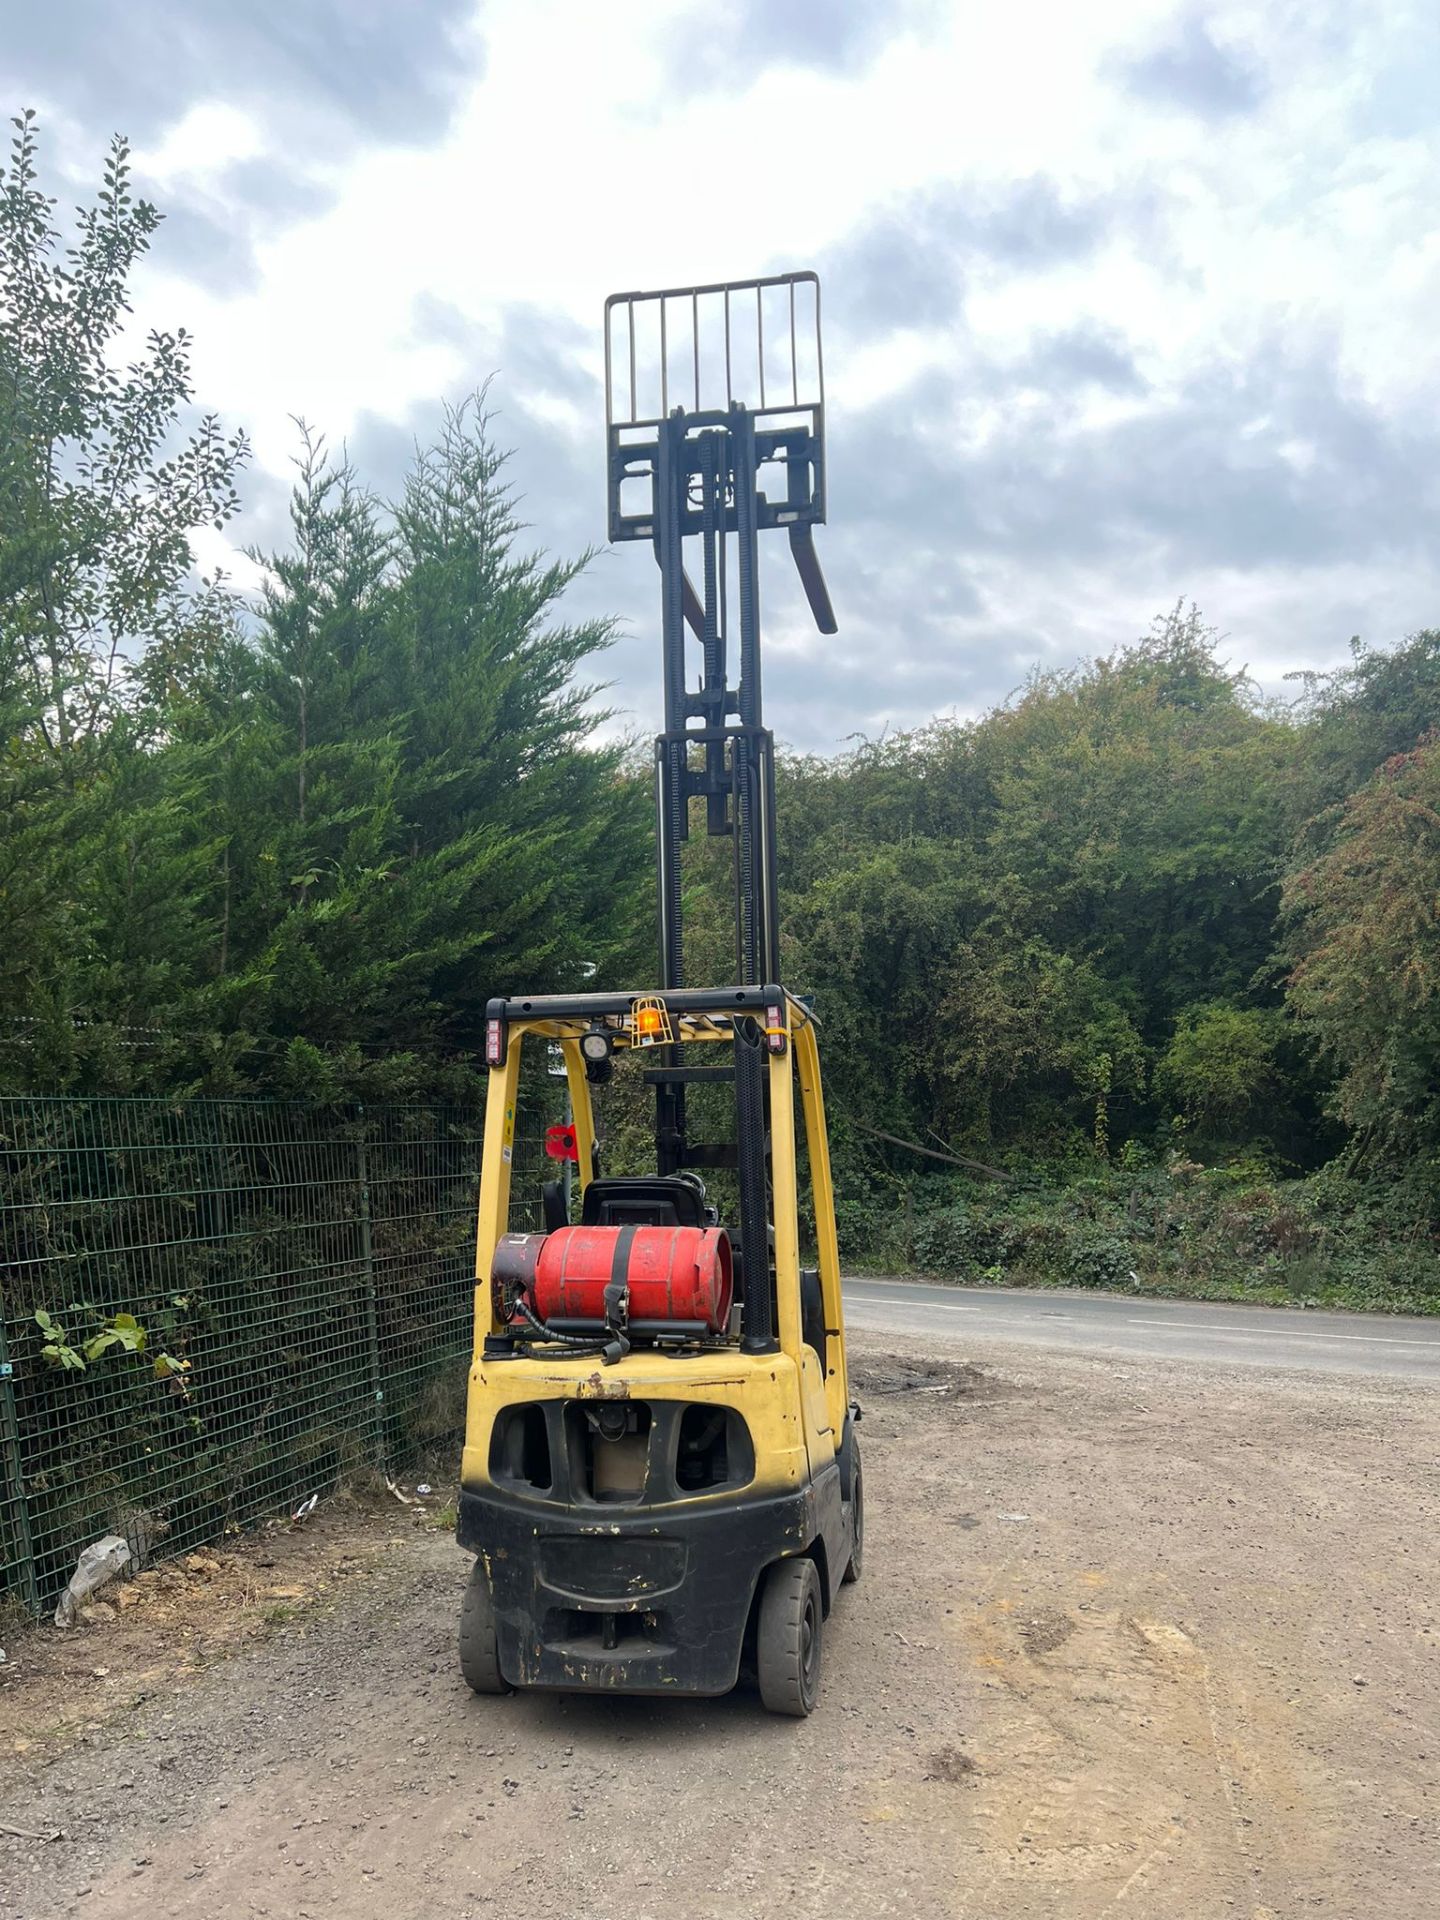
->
530, 1225, 733, 1331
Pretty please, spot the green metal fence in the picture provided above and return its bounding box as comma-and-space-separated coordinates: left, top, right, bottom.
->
0, 1097, 547, 1616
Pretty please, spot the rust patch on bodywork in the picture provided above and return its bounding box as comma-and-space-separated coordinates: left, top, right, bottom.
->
574, 1372, 631, 1400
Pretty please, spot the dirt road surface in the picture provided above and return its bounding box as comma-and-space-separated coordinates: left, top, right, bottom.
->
2, 1329, 1437, 1919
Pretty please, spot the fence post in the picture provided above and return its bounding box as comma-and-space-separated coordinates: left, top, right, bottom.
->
0, 1313, 42, 1617
355, 1109, 386, 1471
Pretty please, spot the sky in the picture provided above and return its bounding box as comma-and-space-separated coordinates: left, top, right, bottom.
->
8, 0, 1440, 751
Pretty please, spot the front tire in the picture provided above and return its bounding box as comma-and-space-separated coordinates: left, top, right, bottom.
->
458, 1558, 510, 1695
843, 1449, 864, 1585
756, 1556, 822, 1717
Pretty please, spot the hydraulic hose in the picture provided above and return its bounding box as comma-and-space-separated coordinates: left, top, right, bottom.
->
513, 1297, 625, 1366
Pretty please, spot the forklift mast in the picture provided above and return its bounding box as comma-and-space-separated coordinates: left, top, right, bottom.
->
603, 273, 835, 1355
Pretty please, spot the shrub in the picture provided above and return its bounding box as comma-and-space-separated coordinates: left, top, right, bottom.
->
1059, 1223, 1136, 1289
851, 1151, 1439, 1313
912, 1206, 975, 1275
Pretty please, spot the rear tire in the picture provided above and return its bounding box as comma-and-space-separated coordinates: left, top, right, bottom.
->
458, 1558, 510, 1695
756, 1556, 822, 1717
843, 1449, 864, 1585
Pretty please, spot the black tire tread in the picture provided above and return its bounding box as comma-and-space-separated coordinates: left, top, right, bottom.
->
756, 1556, 822, 1717
458, 1559, 510, 1695
843, 1449, 864, 1585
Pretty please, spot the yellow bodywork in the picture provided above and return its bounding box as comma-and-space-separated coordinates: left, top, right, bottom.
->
461, 994, 847, 1506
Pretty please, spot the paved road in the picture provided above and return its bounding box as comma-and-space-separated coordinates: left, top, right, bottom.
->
842, 1276, 1440, 1381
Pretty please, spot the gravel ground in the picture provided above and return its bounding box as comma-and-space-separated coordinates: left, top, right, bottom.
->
1, 1329, 1437, 1919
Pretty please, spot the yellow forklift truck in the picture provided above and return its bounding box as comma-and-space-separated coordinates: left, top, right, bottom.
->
455, 274, 860, 1715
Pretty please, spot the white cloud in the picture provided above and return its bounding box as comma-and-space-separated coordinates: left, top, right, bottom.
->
133, 101, 264, 186
44, 0, 1430, 746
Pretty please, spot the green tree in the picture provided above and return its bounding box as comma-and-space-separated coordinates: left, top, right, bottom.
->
980, 606, 1292, 1025
0, 114, 647, 1100
1155, 1002, 1280, 1140
0, 110, 248, 753
196, 409, 651, 1098
0, 113, 249, 1087
1293, 630, 1440, 814
1282, 734, 1440, 1183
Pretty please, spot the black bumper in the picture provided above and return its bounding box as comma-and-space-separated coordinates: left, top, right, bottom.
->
457, 1482, 816, 1696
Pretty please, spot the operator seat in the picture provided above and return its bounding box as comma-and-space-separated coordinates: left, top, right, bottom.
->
580, 1175, 713, 1228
